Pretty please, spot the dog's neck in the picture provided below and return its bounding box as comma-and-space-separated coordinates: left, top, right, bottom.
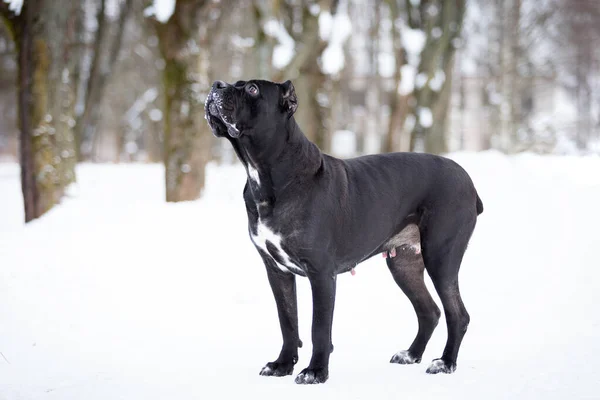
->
228, 117, 323, 205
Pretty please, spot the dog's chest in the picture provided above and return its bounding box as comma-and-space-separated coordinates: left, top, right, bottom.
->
250, 218, 304, 275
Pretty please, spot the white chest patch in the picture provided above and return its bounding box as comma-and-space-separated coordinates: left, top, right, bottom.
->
251, 220, 303, 274
247, 166, 260, 186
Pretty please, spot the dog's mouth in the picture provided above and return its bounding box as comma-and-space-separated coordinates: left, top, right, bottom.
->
205, 91, 241, 138
208, 100, 219, 118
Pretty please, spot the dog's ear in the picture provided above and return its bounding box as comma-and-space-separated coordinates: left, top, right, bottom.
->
280, 80, 298, 117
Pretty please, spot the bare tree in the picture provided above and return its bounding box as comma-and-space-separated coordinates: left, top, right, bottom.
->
495, 0, 522, 152
405, 0, 465, 154
76, 0, 134, 160
553, 0, 600, 150
253, 0, 276, 79
382, 0, 407, 153
1, 0, 79, 222
268, 0, 338, 151
53, 0, 86, 185
152, 0, 230, 202
0, 15, 18, 158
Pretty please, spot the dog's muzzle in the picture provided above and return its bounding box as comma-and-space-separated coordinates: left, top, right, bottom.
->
205, 82, 241, 138
204, 93, 224, 138
207, 95, 219, 118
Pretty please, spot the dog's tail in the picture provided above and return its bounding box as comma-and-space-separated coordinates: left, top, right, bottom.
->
475, 193, 484, 215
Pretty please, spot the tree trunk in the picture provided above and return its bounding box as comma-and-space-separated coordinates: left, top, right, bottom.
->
76, 0, 106, 160
294, 71, 326, 149
3, 0, 78, 222
383, 0, 404, 153
484, 0, 503, 151
498, 0, 521, 153
273, 2, 333, 150
54, 1, 85, 186
407, 0, 465, 154
509, 0, 522, 151
155, 0, 218, 202
363, 3, 379, 154
575, 40, 592, 150
425, 50, 456, 154
253, 0, 275, 80
77, 0, 133, 161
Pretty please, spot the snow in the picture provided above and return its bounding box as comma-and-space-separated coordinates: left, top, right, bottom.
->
144, 0, 176, 23
124, 141, 138, 154
318, 11, 333, 41
309, 3, 320, 16
461, 57, 477, 75
124, 88, 159, 129
148, 108, 163, 122
419, 107, 433, 128
429, 69, 445, 92
399, 23, 426, 67
263, 20, 295, 70
378, 53, 395, 78
330, 130, 357, 158
231, 35, 256, 49
395, 21, 427, 98
404, 113, 416, 131
2, 0, 22, 15
105, 0, 121, 19
399, 65, 417, 95
1, 153, 600, 399
415, 72, 428, 89
320, 12, 352, 75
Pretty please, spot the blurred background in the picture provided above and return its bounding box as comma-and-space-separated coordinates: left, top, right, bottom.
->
1, 0, 599, 221
2, 2, 600, 398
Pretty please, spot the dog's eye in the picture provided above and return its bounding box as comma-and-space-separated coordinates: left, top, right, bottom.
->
246, 84, 259, 96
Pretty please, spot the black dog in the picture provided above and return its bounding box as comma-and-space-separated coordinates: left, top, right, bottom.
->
205, 79, 483, 384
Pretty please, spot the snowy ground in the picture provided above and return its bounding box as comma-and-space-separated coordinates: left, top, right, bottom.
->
1, 152, 599, 399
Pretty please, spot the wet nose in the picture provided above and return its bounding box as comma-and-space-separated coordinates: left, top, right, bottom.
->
213, 80, 229, 90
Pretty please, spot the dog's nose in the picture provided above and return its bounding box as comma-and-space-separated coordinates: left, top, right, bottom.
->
213, 80, 228, 90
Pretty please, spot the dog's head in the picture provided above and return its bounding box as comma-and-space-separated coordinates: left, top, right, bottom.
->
205, 79, 298, 139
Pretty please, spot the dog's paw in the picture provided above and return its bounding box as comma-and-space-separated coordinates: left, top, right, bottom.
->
390, 350, 421, 364
259, 361, 295, 377
294, 367, 328, 384
426, 358, 456, 374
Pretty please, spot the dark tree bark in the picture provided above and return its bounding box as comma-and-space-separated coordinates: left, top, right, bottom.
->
154, 0, 229, 202
383, 0, 405, 153
406, 0, 465, 154
2, 0, 79, 222
55, 1, 85, 186
497, 0, 521, 153
76, 0, 106, 160
568, 4, 596, 151
425, 48, 456, 154
77, 0, 133, 161
273, 1, 337, 151
575, 41, 592, 150
253, 0, 275, 80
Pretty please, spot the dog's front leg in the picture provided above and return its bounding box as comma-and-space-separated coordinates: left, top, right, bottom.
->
295, 272, 336, 385
259, 263, 302, 377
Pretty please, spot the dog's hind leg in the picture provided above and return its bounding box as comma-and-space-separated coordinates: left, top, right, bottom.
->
386, 241, 441, 365
420, 209, 476, 374
259, 259, 302, 377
